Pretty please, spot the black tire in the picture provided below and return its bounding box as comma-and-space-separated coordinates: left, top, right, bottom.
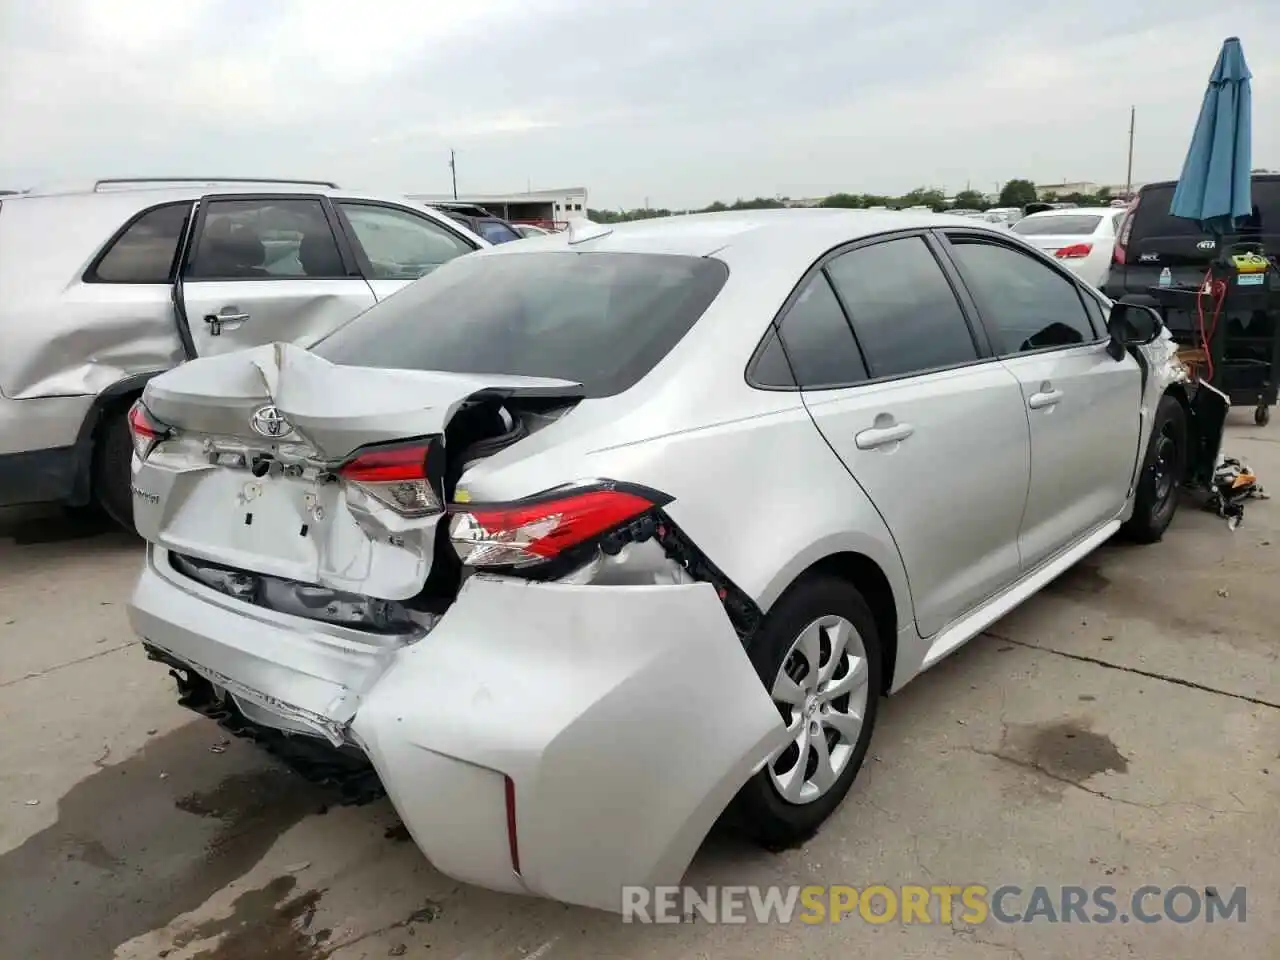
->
1121, 394, 1187, 544
730, 575, 883, 851
1255, 404, 1271, 427
93, 409, 137, 532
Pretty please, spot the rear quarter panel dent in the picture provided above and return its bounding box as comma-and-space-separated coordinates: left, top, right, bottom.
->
575, 402, 915, 625
352, 575, 784, 910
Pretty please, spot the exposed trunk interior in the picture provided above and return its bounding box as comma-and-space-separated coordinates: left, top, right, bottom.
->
165, 392, 581, 626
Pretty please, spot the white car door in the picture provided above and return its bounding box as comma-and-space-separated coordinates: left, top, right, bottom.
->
179, 194, 376, 356
333, 200, 480, 301
784, 233, 1032, 638
942, 232, 1142, 571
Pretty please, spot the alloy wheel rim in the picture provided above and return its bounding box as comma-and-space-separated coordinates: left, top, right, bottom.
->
767, 615, 870, 805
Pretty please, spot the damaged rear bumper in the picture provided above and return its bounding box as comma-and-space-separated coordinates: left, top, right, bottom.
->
127, 548, 783, 912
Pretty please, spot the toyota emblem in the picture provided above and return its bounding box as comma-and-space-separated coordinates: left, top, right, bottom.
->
250, 404, 293, 439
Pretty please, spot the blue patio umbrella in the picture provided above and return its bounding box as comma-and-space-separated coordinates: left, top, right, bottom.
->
1169, 37, 1253, 239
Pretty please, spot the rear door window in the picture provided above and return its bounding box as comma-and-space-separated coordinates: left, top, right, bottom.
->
312, 251, 728, 397
186, 198, 346, 280
89, 202, 190, 283
750, 329, 797, 388
773, 273, 867, 388
824, 236, 978, 379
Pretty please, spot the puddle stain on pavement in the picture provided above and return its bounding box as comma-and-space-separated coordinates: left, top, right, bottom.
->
171, 875, 331, 960
1012, 719, 1130, 782
165, 872, 446, 960
0, 721, 325, 960
986, 718, 1131, 799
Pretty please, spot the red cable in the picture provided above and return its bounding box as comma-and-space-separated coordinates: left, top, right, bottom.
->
1195, 266, 1227, 383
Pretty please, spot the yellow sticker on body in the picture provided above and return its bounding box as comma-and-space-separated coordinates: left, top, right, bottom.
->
453, 488, 472, 503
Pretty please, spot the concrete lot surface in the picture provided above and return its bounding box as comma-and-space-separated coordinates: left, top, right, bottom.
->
1, 413, 1278, 960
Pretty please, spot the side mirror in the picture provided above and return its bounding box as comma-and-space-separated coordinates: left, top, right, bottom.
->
1106, 301, 1162, 359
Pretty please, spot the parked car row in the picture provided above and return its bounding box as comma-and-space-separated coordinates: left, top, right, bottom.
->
425, 201, 526, 244
114, 204, 1218, 911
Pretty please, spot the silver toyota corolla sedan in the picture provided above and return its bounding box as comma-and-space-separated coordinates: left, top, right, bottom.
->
125, 209, 1214, 912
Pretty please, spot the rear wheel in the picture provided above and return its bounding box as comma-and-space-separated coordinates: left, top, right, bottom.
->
731, 576, 882, 850
93, 408, 136, 532
1121, 394, 1187, 543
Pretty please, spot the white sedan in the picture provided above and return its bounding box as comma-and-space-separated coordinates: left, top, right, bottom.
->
1009, 207, 1128, 286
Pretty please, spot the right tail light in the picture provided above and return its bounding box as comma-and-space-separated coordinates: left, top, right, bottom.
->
448, 482, 671, 570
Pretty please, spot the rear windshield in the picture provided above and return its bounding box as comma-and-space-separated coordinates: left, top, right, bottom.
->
312, 251, 729, 397
1012, 215, 1103, 236
1132, 180, 1280, 239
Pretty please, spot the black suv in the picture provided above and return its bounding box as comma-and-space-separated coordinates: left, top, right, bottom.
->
1103, 174, 1280, 423
1104, 174, 1280, 306
427, 202, 523, 245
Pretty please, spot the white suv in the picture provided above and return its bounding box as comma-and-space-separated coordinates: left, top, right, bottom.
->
0, 177, 486, 526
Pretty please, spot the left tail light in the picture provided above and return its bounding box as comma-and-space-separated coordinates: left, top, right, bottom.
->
127, 400, 173, 461
449, 482, 671, 569
338, 441, 441, 518
1055, 243, 1093, 259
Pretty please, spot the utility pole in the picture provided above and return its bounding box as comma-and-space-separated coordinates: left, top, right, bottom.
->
1125, 106, 1135, 199
449, 149, 458, 200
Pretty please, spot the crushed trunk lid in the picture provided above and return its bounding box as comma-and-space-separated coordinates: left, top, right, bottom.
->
133, 342, 582, 599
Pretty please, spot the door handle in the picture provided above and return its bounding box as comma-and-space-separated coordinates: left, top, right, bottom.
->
855, 422, 914, 450
204, 310, 250, 337
1028, 389, 1064, 410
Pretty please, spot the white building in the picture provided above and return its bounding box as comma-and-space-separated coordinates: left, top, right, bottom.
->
409, 187, 588, 227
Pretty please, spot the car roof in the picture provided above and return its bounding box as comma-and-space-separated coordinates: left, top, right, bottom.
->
0, 181, 486, 298
479, 208, 1007, 262
17, 177, 348, 199
4, 180, 462, 213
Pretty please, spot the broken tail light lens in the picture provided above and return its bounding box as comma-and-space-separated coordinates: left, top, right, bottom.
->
338, 443, 440, 518
127, 400, 172, 460
449, 483, 669, 569
1055, 243, 1093, 259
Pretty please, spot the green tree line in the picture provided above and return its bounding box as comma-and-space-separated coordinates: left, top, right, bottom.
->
587, 179, 1121, 223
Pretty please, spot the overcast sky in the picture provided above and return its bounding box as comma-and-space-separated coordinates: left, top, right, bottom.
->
2, 0, 1277, 208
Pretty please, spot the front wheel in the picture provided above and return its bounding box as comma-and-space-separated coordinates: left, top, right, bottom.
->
730, 576, 882, 850
1255, 404, 1271, 427
1121, 394, 1187, 544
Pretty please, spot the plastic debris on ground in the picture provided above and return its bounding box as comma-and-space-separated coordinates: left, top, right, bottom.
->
1206, 455, 1268, 529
